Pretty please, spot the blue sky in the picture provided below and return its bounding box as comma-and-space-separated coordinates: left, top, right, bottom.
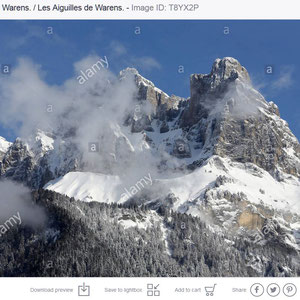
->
0, 20, 299, 140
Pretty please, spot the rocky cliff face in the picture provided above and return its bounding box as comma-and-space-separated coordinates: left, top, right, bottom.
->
178, 57, 300, 178
0, 138, 35, 186
0, 131, 80, 189
181, 57, 250, 127
120, 68, 186, 134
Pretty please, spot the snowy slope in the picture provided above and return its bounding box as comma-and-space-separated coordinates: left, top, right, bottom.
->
43, 155, 300, 215
162, 156, 300, 215
44, 172, 122, 203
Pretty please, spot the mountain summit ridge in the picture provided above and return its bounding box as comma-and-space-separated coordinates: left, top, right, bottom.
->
1, 57, 299, 185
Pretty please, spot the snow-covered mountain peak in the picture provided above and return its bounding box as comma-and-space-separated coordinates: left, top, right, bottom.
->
119, 67, 139, 78
0, 136, 12, 161
120, 66, 170, 98
0, 136, 12, 154
26, 129, 55, 153
9, 129, 56, 163
192, 57, 251, 99
211, 57, 250, 84
182, 58, 254, 129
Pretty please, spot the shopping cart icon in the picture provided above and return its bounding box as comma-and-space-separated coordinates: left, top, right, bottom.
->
205, 284, 216, 296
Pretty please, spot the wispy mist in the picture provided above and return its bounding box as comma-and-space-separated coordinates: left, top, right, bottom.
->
0, 180, 46, 226
206, 80, 268, 120
0, 55, 171, 195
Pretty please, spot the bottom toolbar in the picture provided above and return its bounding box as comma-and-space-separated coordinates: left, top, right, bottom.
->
0, 277, 298, 299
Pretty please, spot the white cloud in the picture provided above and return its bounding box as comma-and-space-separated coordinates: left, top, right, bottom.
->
0, 180, 46, 226
107, 40, 161, 72
5, 23, 71, 51
0, 55, 167, 184
109, 40, 127, 56
131, 56, 161, 71
271, 66, 294, 90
